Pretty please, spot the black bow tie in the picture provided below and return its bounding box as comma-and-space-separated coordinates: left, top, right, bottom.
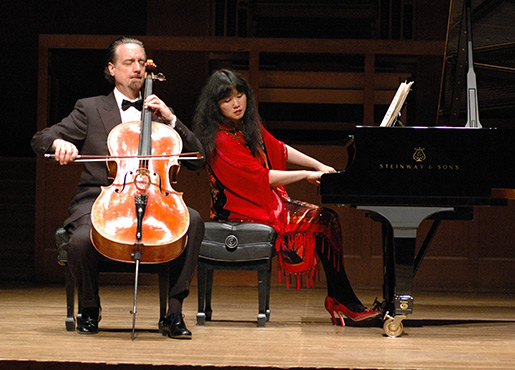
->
121, 99, 143, 111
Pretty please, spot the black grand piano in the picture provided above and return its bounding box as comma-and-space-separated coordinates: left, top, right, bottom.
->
320, 126, 514, 337
320, 1, 515, 337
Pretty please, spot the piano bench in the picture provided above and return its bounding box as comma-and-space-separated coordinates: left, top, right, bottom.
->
197, 221, 276, 327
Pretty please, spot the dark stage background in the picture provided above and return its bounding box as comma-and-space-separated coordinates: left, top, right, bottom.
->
2, 0, 514, 293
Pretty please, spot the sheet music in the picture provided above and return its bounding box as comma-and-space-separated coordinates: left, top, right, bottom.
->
380, 81, 414, 127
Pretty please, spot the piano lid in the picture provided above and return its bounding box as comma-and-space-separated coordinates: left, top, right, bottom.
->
438, 0, 515, 128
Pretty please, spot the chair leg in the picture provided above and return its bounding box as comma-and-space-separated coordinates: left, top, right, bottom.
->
157, 264, 169, 333
196, 260, 207, 325
257, 263, 267, 327
265, 260, 272, 322
205, 269, 214, 321
64, 264, 76, 331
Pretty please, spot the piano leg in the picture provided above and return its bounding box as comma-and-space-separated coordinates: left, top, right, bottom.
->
361, 206, 453, 337
381, 221, 395, 313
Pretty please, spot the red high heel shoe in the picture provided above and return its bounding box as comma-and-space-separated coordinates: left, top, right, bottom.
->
325, 296, 380, 326
325, 296, 342, 326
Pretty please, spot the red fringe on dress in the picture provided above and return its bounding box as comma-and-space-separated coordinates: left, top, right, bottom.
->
275, 199, 343, 290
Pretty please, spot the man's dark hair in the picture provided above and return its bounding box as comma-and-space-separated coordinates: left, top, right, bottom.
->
104, 37, 146, 84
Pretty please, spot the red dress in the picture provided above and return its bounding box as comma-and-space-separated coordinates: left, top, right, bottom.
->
208, 123, 343, 289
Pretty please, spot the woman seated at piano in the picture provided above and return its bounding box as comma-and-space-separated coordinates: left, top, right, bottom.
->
193, 69, 380, 325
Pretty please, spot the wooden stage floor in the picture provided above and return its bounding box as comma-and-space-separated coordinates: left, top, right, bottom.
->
1, 283, 514, 370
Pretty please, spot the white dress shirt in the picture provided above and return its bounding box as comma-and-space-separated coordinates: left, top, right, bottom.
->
113, 88, 176, 127
113, 88, 142, 123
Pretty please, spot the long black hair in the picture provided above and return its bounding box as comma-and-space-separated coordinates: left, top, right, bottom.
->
193, 69, 262, 160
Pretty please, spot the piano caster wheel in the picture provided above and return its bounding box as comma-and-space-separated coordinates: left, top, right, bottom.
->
383, 313, 406, 338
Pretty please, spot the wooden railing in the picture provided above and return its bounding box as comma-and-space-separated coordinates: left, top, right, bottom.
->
38, 35, 444, 131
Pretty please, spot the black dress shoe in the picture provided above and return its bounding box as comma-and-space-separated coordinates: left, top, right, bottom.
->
77, 307, 101, 334
162, 313, 191, 339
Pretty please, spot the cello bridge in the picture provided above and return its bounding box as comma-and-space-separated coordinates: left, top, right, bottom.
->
134, 168, 151, 191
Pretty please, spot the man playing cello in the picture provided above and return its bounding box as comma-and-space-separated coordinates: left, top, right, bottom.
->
31, 37, 205, 339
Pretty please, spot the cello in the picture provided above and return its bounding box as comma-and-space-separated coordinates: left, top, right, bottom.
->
89, 60, 191, 338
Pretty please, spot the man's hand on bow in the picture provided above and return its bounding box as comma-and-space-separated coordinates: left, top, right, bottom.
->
52, 139, 78, 165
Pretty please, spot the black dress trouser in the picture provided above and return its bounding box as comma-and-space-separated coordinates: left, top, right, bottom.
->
65, 207, 204, 311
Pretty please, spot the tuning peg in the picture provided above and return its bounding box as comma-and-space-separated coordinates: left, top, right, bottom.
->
155, 73, 166, 82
